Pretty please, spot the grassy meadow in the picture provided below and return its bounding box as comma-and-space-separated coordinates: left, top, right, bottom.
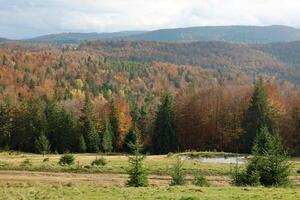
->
1, 183, 300, 200
0, 151, 299, 176
0, 151, 300, 200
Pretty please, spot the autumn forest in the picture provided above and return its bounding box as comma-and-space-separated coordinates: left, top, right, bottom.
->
0, 40, 299, 156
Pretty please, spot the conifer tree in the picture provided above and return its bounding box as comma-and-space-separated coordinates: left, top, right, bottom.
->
246, 127, 290, 186
242, 78, 272, 153
101, 118, 113, 153
78, 134, 87, 153
126, 140, 148, 187
18, 97, 47, 152
109, 100, 120, 151
34, 133, 50, 156
80, 93, 99, 152
252, 126, 272, 155
0, 102, 11, 149
152, 92, 178, 154
123, 124, 139, 153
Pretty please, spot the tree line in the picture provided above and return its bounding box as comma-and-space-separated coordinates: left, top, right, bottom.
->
0, 78, 299, 155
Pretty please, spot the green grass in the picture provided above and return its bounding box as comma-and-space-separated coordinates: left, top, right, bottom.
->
0, 151, 299, 176
0, 182, 299, 200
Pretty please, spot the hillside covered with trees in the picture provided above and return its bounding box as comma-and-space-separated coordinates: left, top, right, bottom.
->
0, 41, 300, 156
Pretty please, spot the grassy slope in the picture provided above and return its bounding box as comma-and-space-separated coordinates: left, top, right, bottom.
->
1, 183, 300, 200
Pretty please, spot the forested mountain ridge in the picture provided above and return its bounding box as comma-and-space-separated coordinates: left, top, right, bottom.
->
120, 25, 300, 43
79, 40, 300, 84
23, 25, 300, 44
27, 31, 146, 44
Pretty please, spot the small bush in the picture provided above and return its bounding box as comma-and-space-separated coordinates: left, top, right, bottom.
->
58, 154, 75, 166
0, 161, 8, 168
193, 173, 210, 187
20, 159, 32, 167
231, 165, 260, 186
91, 157, 107, 166
170, 157, 186, 186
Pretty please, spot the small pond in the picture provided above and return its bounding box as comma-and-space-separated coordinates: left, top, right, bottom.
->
182, 156, 246, 164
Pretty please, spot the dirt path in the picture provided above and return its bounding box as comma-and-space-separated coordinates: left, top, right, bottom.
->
0, 170, 299, 186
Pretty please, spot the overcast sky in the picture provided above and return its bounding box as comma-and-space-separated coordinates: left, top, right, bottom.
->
1, 0, 300, 39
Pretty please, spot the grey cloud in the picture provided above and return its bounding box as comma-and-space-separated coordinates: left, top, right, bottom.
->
0, 0, 300, 39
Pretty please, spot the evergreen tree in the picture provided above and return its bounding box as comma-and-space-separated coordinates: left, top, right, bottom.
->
246, 128, 290, 186
123, 124, 139, 153
242, 78, 273, 153
80, 93, 99, 152
126, 140, 148, 187
78, 134, 87, 153
101, 118, 113, 153
46, 103, 77, 153
252, 126, 272, 155
0, 102, 11, 150
152, 92, 178, 154
19, 97, 47, 152
109, 100, 120, 151
34, 133, 50, 156
59, 109, 77, 152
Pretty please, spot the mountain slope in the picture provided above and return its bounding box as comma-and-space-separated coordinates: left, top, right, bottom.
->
79, 40, 300, 83
26, 25, 300, 44
122, 25, 300, 43
0, 37, 8, 41
255, 41, 300, 66
27, 31, 146, 44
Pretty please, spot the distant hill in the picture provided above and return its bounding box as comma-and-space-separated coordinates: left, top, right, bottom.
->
121, 25, 300, 43
254, 41, 300, 66
27, 31, 146, 44
79, 40, 300, 84
26, 25, 300, 44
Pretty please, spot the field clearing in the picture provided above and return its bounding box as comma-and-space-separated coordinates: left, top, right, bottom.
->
0, 152, 300, 176
0, 182, 300, 200
0, 152, 300, 199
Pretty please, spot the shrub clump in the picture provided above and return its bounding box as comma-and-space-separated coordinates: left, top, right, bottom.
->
20, 159, 32, 167
192, 173, 210, 187
91, 157, 107, 166
231, 165, 260, 186
232, 127, 290, 187
170, 157, 186, 186
58, 154, 75, 166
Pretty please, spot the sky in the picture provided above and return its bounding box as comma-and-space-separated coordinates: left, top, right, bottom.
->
1, 0, 300, 39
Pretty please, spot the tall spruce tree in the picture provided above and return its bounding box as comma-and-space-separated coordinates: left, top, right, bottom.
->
101, 118, 113, 153
152, 92, 178, 154
242, 78, 272, 153
78, 134, 87, 153
0, 102, 11, 150
80, 93, 99, 152
45, 102, 77, 153
123, 124, 139, 153
24, 97, 47, 152
109, 100, 120, 151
